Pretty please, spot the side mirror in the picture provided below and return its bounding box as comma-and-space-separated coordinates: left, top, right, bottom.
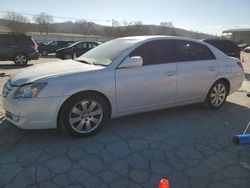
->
118, 56, 143, 68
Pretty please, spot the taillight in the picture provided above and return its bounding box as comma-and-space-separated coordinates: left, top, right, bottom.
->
237, 61, 244, 70
30, 38, 38, 51
30, 44, 35, 49
30, 44, 38, 51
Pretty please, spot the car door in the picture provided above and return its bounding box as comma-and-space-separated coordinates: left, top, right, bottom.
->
75, 42, 88, 57
174, 40, 217, 102
115, 40, 177, 113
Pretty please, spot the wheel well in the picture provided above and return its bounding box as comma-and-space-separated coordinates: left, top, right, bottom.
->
12, 52, 28, 60
57, 90, 112, 127
216, 78, 230, 94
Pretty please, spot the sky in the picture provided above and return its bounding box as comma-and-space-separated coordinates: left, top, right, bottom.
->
0, 0, 250, 35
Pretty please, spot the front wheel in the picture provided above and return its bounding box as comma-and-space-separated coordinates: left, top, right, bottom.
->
204, 81, 228, 109
59, 93, 109, 137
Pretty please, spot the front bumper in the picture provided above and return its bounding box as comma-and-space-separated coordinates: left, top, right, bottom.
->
2, 93, 67, 129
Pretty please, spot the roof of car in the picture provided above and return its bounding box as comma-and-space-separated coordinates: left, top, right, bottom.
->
203, 39, 235, 43
120, 35, 206, 44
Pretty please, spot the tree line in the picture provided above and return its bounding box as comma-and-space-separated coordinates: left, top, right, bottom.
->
1, 12, 213, 39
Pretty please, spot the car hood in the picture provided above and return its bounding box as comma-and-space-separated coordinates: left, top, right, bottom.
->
10, 60, 104, 86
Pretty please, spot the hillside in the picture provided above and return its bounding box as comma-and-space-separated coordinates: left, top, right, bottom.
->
0, 19, 214, 40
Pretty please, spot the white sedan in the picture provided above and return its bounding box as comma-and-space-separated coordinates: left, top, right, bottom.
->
2, 36, 244, 137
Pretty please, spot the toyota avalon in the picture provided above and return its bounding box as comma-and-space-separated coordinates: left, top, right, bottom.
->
2, 36, 244, 137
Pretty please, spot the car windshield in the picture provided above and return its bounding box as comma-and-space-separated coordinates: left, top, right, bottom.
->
76, 38, 141, 66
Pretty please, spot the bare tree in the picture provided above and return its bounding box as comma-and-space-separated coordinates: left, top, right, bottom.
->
3, 12, 29, 32
33, 13, 54, 34
73, 20, 87, 34
160, 22, 174, 28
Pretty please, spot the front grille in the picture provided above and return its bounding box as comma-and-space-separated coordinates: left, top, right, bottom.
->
3, 80, 13, 98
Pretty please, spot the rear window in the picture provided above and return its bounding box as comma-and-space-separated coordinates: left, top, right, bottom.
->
204, 40, 239, 53
15, 36, 33, 45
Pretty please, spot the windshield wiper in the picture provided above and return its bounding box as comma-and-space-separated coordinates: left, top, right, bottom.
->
75, 59, 93, 65
92, 63, 107, 66
75, 57, 95, 65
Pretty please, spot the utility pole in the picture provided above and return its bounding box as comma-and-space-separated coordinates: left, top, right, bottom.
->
111, 19, 114, 37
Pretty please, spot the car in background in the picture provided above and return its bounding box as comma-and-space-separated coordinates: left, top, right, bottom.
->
203, 39, 241, 59
2, 36, 244, 137
38, 40, 74, 56
56, 41, 100, 60
238, 43, 248, 50
0, 33, 39, 66
244, 46, 250, 53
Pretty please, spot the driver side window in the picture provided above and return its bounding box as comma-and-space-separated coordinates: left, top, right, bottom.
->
129, 40, 173, 66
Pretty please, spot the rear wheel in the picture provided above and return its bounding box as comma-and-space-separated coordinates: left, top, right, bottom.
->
204, 80, 228, 109
59, 93, 109, 137
13, 53, 28, 66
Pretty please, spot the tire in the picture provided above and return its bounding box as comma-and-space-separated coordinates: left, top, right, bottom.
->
64, 53, 73, 60
59, 92, 109, 137
203, 80, 229, 109
41, 50, 48, 56
13, 53, 28, 66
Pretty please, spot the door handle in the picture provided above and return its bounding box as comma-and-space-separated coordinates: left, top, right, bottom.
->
166, 71, 175, 76
208, 66, 216, 71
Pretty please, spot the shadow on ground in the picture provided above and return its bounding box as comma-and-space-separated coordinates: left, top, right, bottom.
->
0, 64, 33, 70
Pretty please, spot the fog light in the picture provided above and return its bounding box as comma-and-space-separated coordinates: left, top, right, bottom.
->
6, 112, 20, 122
12, 115, 20, 122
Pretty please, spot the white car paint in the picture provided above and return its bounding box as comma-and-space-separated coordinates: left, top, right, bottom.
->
2, 36, 245, 130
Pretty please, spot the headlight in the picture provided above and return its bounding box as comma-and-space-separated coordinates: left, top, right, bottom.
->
14, 82, 47, 98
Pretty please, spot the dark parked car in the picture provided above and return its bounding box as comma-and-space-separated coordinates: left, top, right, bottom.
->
203, 39, 240, 59
38, 40, 74, 56
244, 47, 250, 53
0, 33, 39, 65
56, 41, 100, 59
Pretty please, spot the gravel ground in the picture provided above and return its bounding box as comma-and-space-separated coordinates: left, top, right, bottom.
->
0, 53, 250, 188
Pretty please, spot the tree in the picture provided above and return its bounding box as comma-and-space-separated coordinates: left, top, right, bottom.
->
160, 22, 174, 28
73, 19, 87, 34
33, 13, 54, 34
3, 12, 29, 32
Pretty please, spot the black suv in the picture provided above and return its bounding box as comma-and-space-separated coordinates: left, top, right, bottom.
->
0, 33, 39, 65
203, 39, 240, 59
38, 40, 74, 56
56, 41, 100, 59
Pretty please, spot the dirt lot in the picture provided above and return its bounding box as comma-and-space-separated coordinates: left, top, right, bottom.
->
0, 54, 250, 188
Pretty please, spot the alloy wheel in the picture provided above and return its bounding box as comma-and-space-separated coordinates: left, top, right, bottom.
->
210, 83, 227, 107
69, 99, 103, 133
15, 55, 27, 65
